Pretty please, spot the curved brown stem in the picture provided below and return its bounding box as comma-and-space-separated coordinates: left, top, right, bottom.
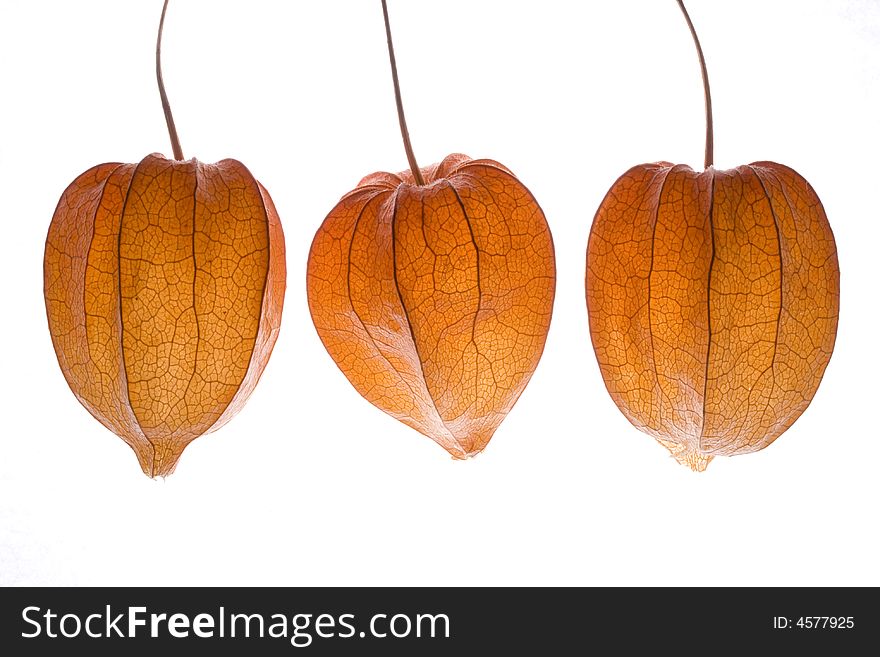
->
381, 0, 424, 185
157, 0, 184, 160
676, 0, 713, 169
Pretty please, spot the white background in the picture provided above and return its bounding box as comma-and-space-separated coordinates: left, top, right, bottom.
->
1, 0, 878, 586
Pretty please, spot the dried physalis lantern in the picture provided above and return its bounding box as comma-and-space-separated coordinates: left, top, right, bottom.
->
43, 0, 286, 477
307, 0, 555, 458
586, 0, 839, 470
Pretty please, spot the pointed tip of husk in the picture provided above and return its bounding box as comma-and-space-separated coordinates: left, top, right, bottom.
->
657, 437, 713, 472
135, 441, 187, 479
441, 433, 492, 461
449, 447, 484, 461
672, 446, 713, 472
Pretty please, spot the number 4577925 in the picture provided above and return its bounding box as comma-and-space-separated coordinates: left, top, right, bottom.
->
773, 617, 854, 629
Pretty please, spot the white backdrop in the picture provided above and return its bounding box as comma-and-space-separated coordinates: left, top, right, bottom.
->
1, 0, 877, 586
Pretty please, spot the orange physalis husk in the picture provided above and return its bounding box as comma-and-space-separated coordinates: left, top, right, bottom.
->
586, 161, 838, 470
44, 153, 286, 477
308, 153, 555, 458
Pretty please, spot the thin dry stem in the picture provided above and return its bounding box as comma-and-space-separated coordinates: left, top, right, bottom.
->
676, 0, 713, 169
157, 0, 184, 160
381, 0, 424, 185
